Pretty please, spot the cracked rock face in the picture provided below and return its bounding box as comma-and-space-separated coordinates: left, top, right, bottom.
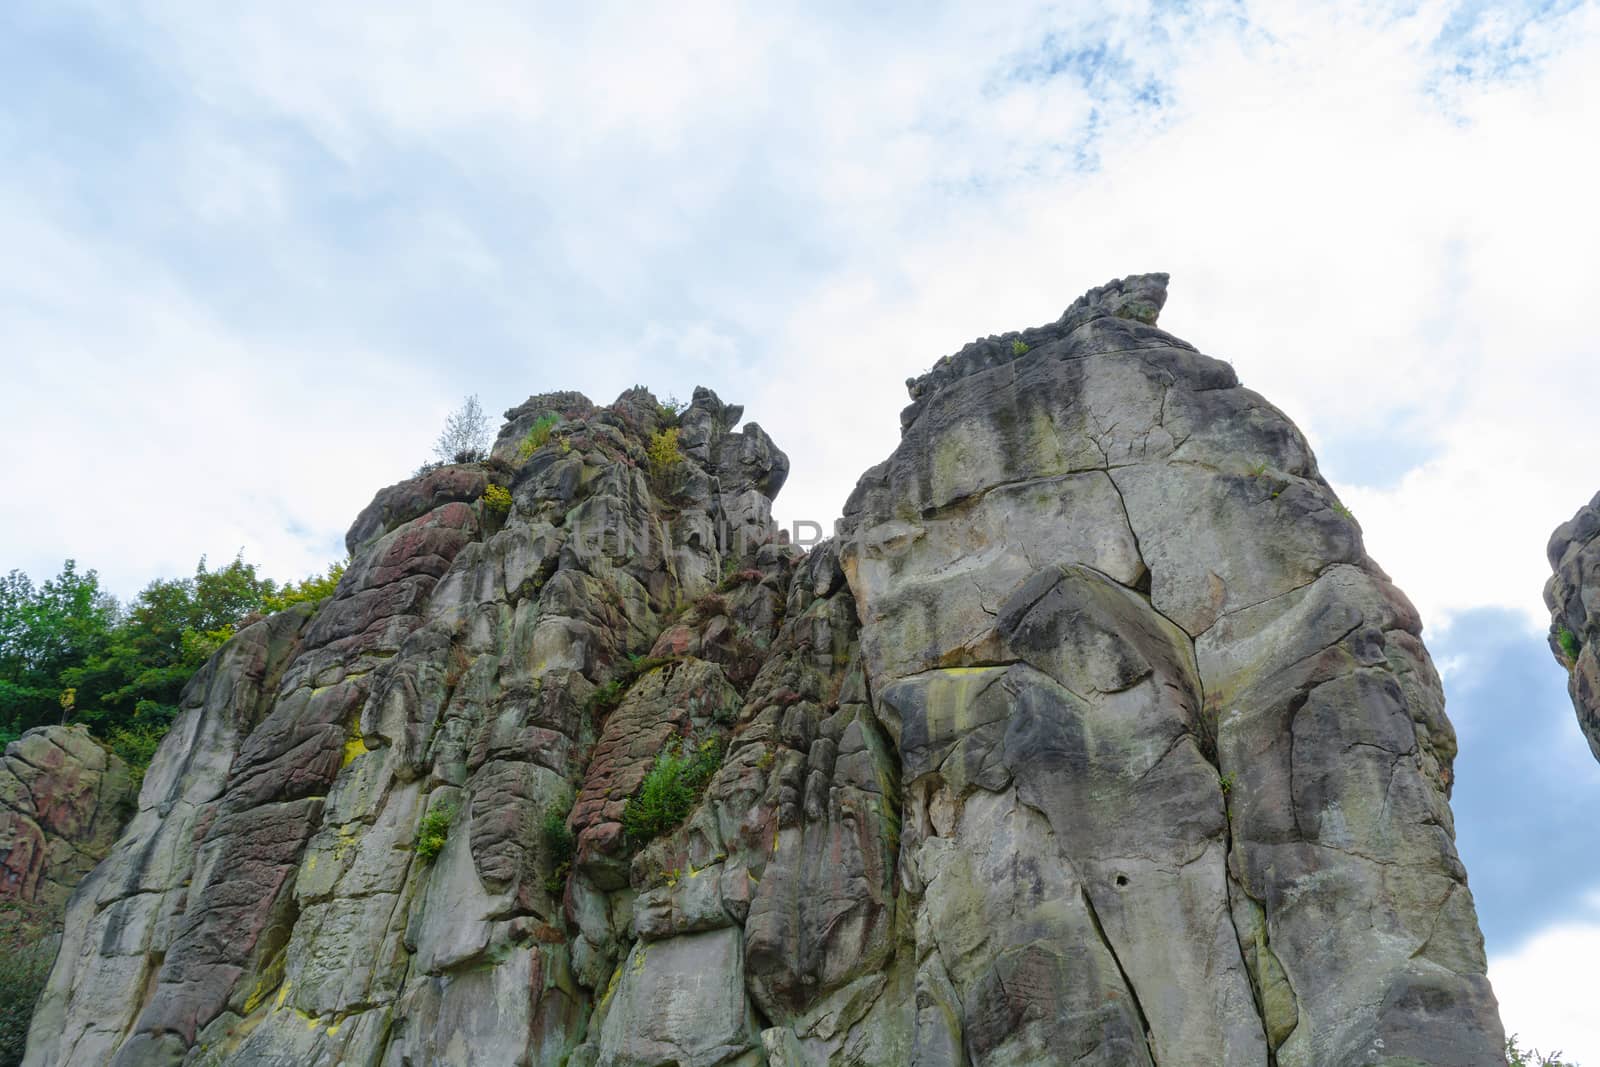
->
25, 277, 1504, 1066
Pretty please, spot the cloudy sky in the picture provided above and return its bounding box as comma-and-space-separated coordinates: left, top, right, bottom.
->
4, 0, 1598, 1056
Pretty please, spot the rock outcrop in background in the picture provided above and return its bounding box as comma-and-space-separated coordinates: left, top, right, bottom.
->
1, 724, 133, 920
24, 276, 1506, 1066
1545, 494, 1600, 762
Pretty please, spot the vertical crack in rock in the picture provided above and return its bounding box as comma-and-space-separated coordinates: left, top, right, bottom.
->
1078, 884, 1159, 1067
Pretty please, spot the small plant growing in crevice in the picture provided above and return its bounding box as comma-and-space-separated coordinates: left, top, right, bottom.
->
621, 737, 724, 845
586, 678, 628, 717
1219, 771, 1235, 795
1011, 339, 1031, 356
414, 801, 457, 863
584, 655, 679, 718
657, 396, 687, 426
481, 483, 512, 517
1558, 627, 1582, 663
516, 414, 561, 463
1333, 501, 1357, 522
718, 567, 766, 592
694, 592, 730, 617
647, 427, 685, 495
542, 799, 576, 895
1245, 461, 1268, 478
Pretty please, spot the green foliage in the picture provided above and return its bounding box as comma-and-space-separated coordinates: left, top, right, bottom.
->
60, 554, 275, 738
1219, 771, 1235, 795
1245, 461, 1269, 478
414, 801, 457, 863
1011, 339, 1030, 356
1333, 501, 1357, 521
481, 483, 513, 517
261, 561, 346, 614
516, 414, 560, 462
0, 901, 52, 1067
1558, 627, 1581, 662
103, 721, 168, 795
646, 427, 684, 494
621, 737, 724, 845
542, 799, 576, 895
1506, 1035, 1579, 1066
586, 678, 628, 717
1, 554, 344, 785
0, 561, 116, 734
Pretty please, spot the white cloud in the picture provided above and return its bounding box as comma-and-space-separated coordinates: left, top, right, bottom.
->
1491, 897, 1600, 1063
6, 2, 1597, 627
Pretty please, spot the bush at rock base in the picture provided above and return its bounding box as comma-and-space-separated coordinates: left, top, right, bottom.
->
0, 903, 54, 1067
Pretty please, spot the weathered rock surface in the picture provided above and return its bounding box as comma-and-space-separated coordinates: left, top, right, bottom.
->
0, 724, 134, 919
1545, 491, 1600, 761
26, 277, 1505, 1066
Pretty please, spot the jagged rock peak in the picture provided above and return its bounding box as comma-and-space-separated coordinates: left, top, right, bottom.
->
1544, 490, 1600, 761
900, 271, 1177, 430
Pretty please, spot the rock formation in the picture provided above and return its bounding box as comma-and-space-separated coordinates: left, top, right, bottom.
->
1544, 493, 1600, 761
24, 276, 1506, 1066
1, 724, 134, 921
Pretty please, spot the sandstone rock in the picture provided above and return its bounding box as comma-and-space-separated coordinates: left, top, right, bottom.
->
1546, 490, 1600, 761
26, 282, 1506, 1066
0, 725, 134, 919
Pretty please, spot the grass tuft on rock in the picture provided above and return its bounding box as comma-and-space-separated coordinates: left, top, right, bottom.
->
516, 414, 560, 463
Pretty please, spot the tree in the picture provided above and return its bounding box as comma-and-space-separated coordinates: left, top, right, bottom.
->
432, 394, 491, 465
62, 553, 276, 733
262, 559, 345, 613
0, 553, 346, 772
0, 562, 116, 738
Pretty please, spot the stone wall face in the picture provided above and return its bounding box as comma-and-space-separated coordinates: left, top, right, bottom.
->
1, 725, 134, 919
24, 280, 1505, 1067
1546, 493, 1600, 763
